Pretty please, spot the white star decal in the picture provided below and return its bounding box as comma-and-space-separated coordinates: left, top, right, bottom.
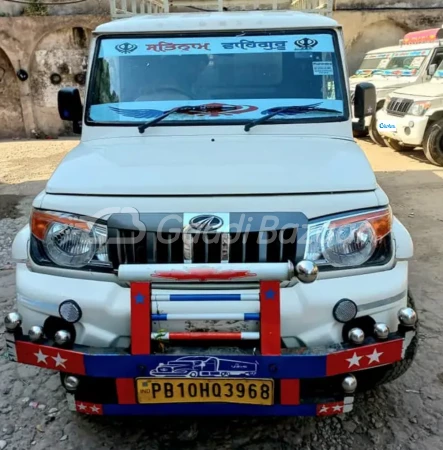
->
77, 403, 87, 411
367, 348, 383, 365
368, 106, 373, 114
319, 405, 329, 413
52, 353, 67, 368
90, 405, 100, 413
333, 404, 343, 412
34, 349, 48, 364
346, 352, 363, 368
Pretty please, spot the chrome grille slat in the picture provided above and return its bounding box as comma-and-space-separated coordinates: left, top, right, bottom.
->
279, 230, 284, 262
167, 237, 172, 263
242, 233, 247, 263
221, 233, 230, 263
147, 232, 156, 264
258, 231, 267, 263
204, 237, 209, 263
107, 214, 300, 267
387, 97, 413, 117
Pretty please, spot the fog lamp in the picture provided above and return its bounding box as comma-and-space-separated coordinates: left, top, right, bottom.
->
408, 121, 415, 128
333, 299, 357, 323
404, 127, 411, 136
59, 300, 82, 323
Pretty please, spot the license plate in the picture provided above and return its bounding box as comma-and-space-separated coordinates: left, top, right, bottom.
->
136, 378, 274, 405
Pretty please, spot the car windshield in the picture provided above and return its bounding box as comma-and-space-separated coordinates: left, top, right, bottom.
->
354, 49, 431, 77
356, 52, 394, 74
383, 49, 431, 75
86, 31, 347, 126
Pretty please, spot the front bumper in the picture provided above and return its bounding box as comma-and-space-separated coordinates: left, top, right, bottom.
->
5, 269, 417, 419
376, 110, 429, 146
5, 327, 415, 416
15, 260, 409, 350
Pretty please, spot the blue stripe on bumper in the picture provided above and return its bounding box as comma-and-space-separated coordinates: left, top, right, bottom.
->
102, 403, 318, 416
84, 354, 327, 379
169, 294, 242, 301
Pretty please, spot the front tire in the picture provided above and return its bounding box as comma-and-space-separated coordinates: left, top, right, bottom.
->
385, 138, 414, 152
368, 115, 387, 147
356, 291, 418, 392
423, 120, 443, 166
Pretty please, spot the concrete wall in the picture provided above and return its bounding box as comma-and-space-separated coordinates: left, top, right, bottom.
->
335, 9, 443, 74
0, 6, 442, 137
30, 27, 92, 136
0, 48, 25, 138
0, 15, 107, 138
336, 0, 443, 8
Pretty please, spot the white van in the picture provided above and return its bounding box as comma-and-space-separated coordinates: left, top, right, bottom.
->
351, 27, 443, 146
4, 5, 417, 417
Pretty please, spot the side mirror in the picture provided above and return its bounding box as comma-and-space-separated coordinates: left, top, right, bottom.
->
428, 64, 437, 77
58, 88, 83, 135
352, 82, 376, 131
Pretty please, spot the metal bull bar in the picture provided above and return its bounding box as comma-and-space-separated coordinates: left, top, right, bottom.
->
118, 262, 294, 283
125, 263, 292, 355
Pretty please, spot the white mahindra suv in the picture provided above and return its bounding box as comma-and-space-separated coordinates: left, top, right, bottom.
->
350, 27, 443, 147
377, 59, 443, 165
4, 10, 418, 417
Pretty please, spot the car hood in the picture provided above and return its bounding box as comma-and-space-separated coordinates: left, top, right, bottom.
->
350, 76, 416, 93
46, 135, 377, 196
389, 80, 443, 98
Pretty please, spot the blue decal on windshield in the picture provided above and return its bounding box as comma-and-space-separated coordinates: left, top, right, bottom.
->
116, 43, 138, 54
221, 40, 287, 51
294, 38, 318, 50
109, 106, 163, 119
100, 34, 334, 57
146, 41, 211, 53
109, 103, 259, 120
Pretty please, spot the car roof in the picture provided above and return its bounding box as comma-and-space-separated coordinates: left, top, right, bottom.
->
95, 11, 339, 34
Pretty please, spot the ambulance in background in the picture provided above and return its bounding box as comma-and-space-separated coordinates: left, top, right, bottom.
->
350, 27, 443, 146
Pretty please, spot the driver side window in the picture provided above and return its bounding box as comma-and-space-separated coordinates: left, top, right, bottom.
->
429, 50, 443, 74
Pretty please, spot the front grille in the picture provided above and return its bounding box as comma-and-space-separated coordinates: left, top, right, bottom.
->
386, 97, 413, 117
106, 212, 306, 268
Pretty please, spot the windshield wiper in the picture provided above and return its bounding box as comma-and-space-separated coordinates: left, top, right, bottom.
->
138, 104, 238, 133
244, 103, 343, 132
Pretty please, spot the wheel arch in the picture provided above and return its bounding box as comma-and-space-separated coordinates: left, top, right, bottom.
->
428, 110, 443, 125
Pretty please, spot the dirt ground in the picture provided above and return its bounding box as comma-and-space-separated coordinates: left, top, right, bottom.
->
1, 137, 443, 450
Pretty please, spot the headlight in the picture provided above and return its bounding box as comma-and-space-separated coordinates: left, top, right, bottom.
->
409, 101, 431, 116
31, 209, 110, 269
304, 207, 392, 268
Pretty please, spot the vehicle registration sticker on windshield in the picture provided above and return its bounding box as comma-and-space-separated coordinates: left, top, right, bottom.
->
312, 61, 334, 75
136, 378, 274, 405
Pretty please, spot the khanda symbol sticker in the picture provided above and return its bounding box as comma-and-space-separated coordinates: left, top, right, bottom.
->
294, 38, 318, 50
115, 43, 138, 54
